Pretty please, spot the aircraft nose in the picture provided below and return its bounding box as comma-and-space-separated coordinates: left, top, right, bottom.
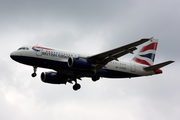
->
10, 51, 19, 61
10, 52, 15, 60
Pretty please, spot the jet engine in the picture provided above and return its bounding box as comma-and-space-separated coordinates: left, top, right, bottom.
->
68, 57, 95, 70
41, 72, 67, 84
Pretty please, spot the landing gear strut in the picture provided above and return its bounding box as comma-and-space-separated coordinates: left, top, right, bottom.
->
31, 66, 37, 77
72, 79, 81, 91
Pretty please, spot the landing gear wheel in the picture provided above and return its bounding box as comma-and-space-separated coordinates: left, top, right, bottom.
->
73, 83, 81, 91
92, 74, 100, 82
31, 73, 37, 77
32, 66, 37, 78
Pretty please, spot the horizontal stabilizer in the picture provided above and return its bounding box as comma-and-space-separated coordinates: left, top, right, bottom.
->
144, 61, 174, 71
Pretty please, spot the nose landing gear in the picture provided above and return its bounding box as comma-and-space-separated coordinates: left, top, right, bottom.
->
31, 66, 37, 77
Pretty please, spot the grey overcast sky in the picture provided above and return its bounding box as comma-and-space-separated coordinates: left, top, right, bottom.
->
0, 0, 180, 120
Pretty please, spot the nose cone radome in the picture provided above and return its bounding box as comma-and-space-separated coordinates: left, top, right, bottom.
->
10, 52, 15, 60
10, 51, 19, 61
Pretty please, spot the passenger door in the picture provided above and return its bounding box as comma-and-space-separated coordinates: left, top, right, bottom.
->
36, 47, 42, 56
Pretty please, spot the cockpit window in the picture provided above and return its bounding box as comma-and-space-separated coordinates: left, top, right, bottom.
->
18, 47, 29, 50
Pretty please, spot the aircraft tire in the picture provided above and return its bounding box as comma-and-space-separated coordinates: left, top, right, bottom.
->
31, 73, 37, 77
92, 74, 100, 82
73, 83, 81, 91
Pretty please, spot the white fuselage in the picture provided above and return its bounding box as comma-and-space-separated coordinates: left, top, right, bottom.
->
10, 46, 156, 78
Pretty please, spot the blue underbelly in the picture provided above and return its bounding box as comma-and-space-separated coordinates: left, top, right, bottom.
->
12, 56, 139, 78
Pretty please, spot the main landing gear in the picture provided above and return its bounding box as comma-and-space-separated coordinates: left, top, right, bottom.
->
31, 66, 37, 77
72, 74, 100, 91
73, 83, 81, 91
92, 74, 100, 82
72, 79, 81, 91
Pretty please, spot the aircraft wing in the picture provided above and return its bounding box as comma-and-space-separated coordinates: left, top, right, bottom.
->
87, 38, 152, 71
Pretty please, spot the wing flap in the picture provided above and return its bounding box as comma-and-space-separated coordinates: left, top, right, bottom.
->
95, 47, 137, 72
102, 47, 137, 63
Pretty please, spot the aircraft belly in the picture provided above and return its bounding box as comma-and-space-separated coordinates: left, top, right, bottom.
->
12, 55, 141, 78
12, 55, 95, 77
100, 69, 140, 78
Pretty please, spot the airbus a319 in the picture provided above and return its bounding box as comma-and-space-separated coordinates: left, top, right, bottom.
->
10, 38, 174, 91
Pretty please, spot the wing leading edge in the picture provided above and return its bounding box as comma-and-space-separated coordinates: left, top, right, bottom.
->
87, 38, 153, 71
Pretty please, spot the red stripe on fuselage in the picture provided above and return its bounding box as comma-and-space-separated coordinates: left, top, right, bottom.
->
139, 42, 158, 52
133, 57, 151, 66
33, 46, 54, 50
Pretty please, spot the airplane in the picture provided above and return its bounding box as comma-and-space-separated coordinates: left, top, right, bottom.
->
10, 38, 174, 91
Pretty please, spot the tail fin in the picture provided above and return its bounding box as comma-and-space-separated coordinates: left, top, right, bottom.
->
132, 39, 158, 66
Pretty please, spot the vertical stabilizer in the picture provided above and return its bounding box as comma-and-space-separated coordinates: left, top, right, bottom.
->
132, 39, 158, 66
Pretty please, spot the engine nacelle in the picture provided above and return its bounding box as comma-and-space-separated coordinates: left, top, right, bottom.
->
41, 72, 66, 84
68, 57, 95, 70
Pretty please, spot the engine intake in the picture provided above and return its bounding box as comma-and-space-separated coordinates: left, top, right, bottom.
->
41, 72, 66, 84
68, 57, 95, 70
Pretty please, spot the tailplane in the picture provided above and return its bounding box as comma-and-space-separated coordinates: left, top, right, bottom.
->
132, 39, 158, 66
143, 61, 174, 71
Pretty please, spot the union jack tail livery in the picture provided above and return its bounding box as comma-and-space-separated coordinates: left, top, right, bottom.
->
132, 39, 158, 66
